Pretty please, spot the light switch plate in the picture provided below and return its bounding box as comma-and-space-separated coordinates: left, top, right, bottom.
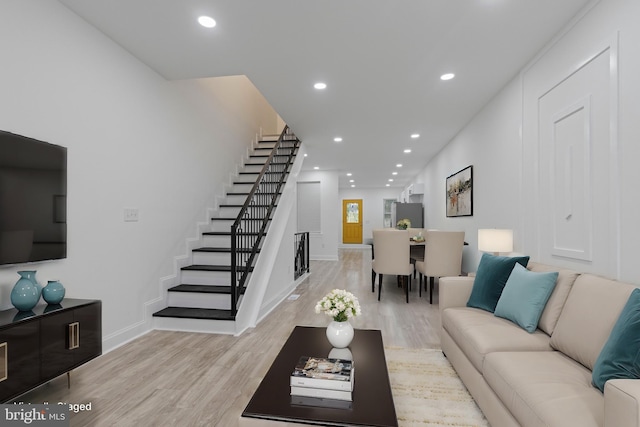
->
124, 208, 139, 222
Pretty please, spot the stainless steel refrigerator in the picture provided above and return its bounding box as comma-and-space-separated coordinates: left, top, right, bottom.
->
391, 202, 423, 228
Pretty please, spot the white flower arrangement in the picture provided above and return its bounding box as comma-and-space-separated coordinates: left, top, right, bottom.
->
397, 218, 411, 230
315, 289, 362, 322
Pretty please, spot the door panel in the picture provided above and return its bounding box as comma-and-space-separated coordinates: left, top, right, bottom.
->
537, 48, 610, 269
342, 199, 363, 244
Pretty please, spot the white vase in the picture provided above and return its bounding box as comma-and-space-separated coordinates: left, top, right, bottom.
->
326, 320, 354, 349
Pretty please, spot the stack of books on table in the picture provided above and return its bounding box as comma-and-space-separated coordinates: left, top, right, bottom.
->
290, 356, 354, 402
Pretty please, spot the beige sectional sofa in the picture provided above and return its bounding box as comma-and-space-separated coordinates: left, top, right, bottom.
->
439, 261, 640, 427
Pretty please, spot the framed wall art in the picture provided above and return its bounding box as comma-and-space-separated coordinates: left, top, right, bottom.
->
446, 165, 473, 217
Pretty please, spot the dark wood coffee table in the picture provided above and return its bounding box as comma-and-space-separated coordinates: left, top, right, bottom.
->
241, 326, 398, 426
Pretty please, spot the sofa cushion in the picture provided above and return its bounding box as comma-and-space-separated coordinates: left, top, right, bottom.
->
592, 288, 640, 392
550, 274, 636, 371
484, 351, 603, 427
441, 307, 551, 373
494, 263, 558, 333
527, 262, 580, 335
466, 253, 530, 312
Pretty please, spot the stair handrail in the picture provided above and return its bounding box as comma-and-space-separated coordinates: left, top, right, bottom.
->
230, 125, 299, 315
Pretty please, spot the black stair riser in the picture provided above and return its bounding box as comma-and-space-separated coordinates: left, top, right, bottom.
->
168, 284, 246, 295
239, 171, 289, 175
225, 192, 281, 195
211, 217, 272, 221
233, 181, 286, 185
181, 265, 254, 272
249, 154, 295, 158
243, 162, 290, 166
219, 204, 276, 208
153, 307, 235, 321
203, 231, 259, 236
193, 248, 260, 253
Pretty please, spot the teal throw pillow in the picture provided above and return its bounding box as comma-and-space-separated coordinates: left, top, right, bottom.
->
592, 288, 640, 392
494, 263, 558, 333
466, 253, 530, 312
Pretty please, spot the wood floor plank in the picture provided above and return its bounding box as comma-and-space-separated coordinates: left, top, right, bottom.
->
13, 248, 442, 426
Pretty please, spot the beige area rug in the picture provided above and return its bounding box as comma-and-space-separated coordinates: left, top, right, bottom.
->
385, 347, 490, 427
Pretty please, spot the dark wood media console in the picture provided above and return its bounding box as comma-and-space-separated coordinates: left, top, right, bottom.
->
0, 298, 102, 402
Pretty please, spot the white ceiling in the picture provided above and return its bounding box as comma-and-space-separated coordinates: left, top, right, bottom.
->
58, 0, 592, 189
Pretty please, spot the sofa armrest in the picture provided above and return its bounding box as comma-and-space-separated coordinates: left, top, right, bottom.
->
605, 379, 640, 427
439, 276, 475, 315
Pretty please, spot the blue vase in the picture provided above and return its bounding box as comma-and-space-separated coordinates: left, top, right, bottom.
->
42, 280, 65, 305
10, 271, 40, 312
17, 270, 42, 300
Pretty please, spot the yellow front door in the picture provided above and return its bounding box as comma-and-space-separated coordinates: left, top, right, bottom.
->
342, 199, 363, 244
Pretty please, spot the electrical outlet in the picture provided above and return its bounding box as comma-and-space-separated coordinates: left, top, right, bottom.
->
124, 208, 139, 222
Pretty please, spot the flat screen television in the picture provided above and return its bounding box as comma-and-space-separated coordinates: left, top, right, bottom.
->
0, 130, 67, 265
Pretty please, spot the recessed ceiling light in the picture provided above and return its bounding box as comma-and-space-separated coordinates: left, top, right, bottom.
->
440, 73, 455, 81
411, 134, 420, 139
396, 164, 403, 168
404, 149, 412, 153
351, 184, 355, 188
346, 173, 352, 176
198, 16, 217, 28
349, 179, 354, 183
314, 82, 327, 90
388, 179, 394, 182
334, 137, 343, 142
386, 184, 390, 187
304, 153, 308, 157
313, 166, 319, 170
392, 172, 398, 176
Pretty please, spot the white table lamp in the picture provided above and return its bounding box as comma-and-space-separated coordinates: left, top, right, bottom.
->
478, 229, 513, 255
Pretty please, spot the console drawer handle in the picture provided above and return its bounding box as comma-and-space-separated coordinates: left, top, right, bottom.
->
0, 342, 7, 382
68, 322, 80, 349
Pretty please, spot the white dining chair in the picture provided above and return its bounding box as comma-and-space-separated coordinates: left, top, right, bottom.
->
415, 230, 465, 304
372, 229, 414, 303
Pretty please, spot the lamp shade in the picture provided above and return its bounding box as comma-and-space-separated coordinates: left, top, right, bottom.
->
478, 229, 513, 254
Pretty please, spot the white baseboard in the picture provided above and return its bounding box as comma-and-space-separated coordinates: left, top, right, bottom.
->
255, 272, 309, 325
310, 255, 340, 261
338, 244, 372, 249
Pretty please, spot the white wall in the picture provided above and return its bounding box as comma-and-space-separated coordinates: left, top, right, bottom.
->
338, 187, 401, 243
522, 0, 640, 284
297, 170, 339, 260
413, 76, 523, 274
0, 1, 278, 349
408, 0, 640, 283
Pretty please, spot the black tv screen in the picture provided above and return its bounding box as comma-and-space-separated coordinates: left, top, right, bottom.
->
0, 130, 67, 265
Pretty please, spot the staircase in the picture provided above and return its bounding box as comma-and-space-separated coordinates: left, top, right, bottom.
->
153, 127, 300, 329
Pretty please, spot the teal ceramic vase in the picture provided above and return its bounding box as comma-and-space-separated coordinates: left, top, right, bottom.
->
10, 271, 40, 311
42, 280, 65, 305
22, 270, 42, 299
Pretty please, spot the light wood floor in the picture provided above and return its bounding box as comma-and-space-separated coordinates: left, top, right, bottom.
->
16, 248, 442, 426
